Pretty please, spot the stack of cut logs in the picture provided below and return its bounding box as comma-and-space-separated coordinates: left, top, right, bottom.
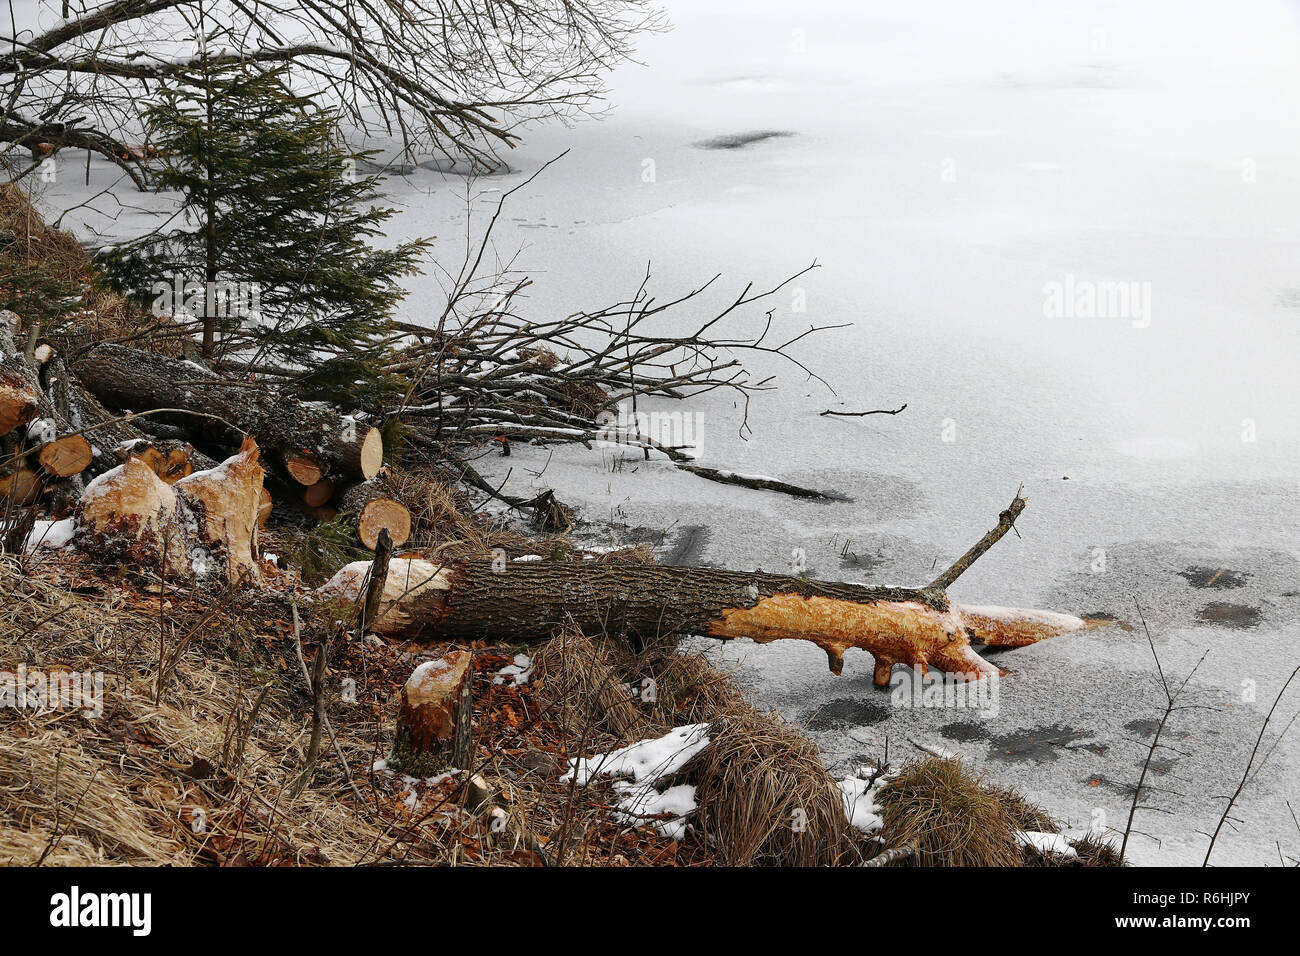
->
2, 312, 413, 565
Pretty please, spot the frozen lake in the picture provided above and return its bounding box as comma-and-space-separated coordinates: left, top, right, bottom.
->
404, 0, 1300, 866
35, 0, 1300, 864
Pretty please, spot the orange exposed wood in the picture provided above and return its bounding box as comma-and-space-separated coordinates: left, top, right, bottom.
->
356, 498, 411, 551
283, 452, 324, 486
303, 477, 334, 508
37, 434, 93, 477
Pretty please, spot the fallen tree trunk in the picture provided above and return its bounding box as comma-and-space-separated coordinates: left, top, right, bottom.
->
73, 344, 383, 483
319, 555, 1103, 684
316, 492, 1107, 685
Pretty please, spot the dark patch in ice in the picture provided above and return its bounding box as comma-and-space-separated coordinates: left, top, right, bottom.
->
985, 724, 1094, 763
1147, 757, 1179, 776
664, 525, 712, 567
805, 697, 892, 730
839, 547, 881, 574
1275, 287, 1300, 310
694, 130, 794, 151
939, 721, 989, 743
954, 720, 1108, 758
1042, 541, 1300, 637
1195, 602, 1261, 629
1178, 566, 1250, 589
1124, 717, 1160, 737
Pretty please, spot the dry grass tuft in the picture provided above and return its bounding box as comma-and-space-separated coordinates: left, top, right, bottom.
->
676, 709, 864, 866
875, 757, 1026, 867
532, 626, 865, 866
987, 783, 1059, 834
1029, 832, 1126, 867
532, 628, 654, 741
0, 183, 181, 354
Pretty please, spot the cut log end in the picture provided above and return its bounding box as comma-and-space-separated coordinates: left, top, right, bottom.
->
358, 426, 383, 480
357, 498, 411, 551
284, 452, 324, 487
0, 380, 41, 438
303, 477, 334, 509
0, 466, 42, 505
37, 434, 93, 477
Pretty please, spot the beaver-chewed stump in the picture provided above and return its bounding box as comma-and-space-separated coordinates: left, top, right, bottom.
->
390, 652, 474, 777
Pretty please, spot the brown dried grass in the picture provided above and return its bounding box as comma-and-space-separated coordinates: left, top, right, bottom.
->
875, 757, 1027, 867
0, 182, 183, 355
0, 553, 392, 865
532, 626, 867, 866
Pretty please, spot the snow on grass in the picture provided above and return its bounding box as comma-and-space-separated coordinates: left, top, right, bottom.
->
838, 767, 890, 834
610, 781, 699, 841
563, 723, 711, 841
563, 723, 710, 786
23, 518, 75, 553
1015, 831, 1078, 859
492, 653, 533, 685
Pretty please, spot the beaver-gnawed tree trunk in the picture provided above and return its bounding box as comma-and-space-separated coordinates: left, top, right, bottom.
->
316, 493, 1110, 686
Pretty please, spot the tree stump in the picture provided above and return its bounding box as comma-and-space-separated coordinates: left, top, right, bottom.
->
390, 652, 473, 777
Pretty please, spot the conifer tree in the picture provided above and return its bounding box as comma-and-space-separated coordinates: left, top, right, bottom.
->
99, 52, 429, 408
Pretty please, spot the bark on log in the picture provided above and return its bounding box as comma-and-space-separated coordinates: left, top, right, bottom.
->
60, 373, 219, 483
317, 557, 1106, 686
0, 313, 42, 439
339, 480, 411, 550
0, 316, 43, 439
390, 652, 474, 776
73, 440, 265, 583
73, 344, 383, 482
